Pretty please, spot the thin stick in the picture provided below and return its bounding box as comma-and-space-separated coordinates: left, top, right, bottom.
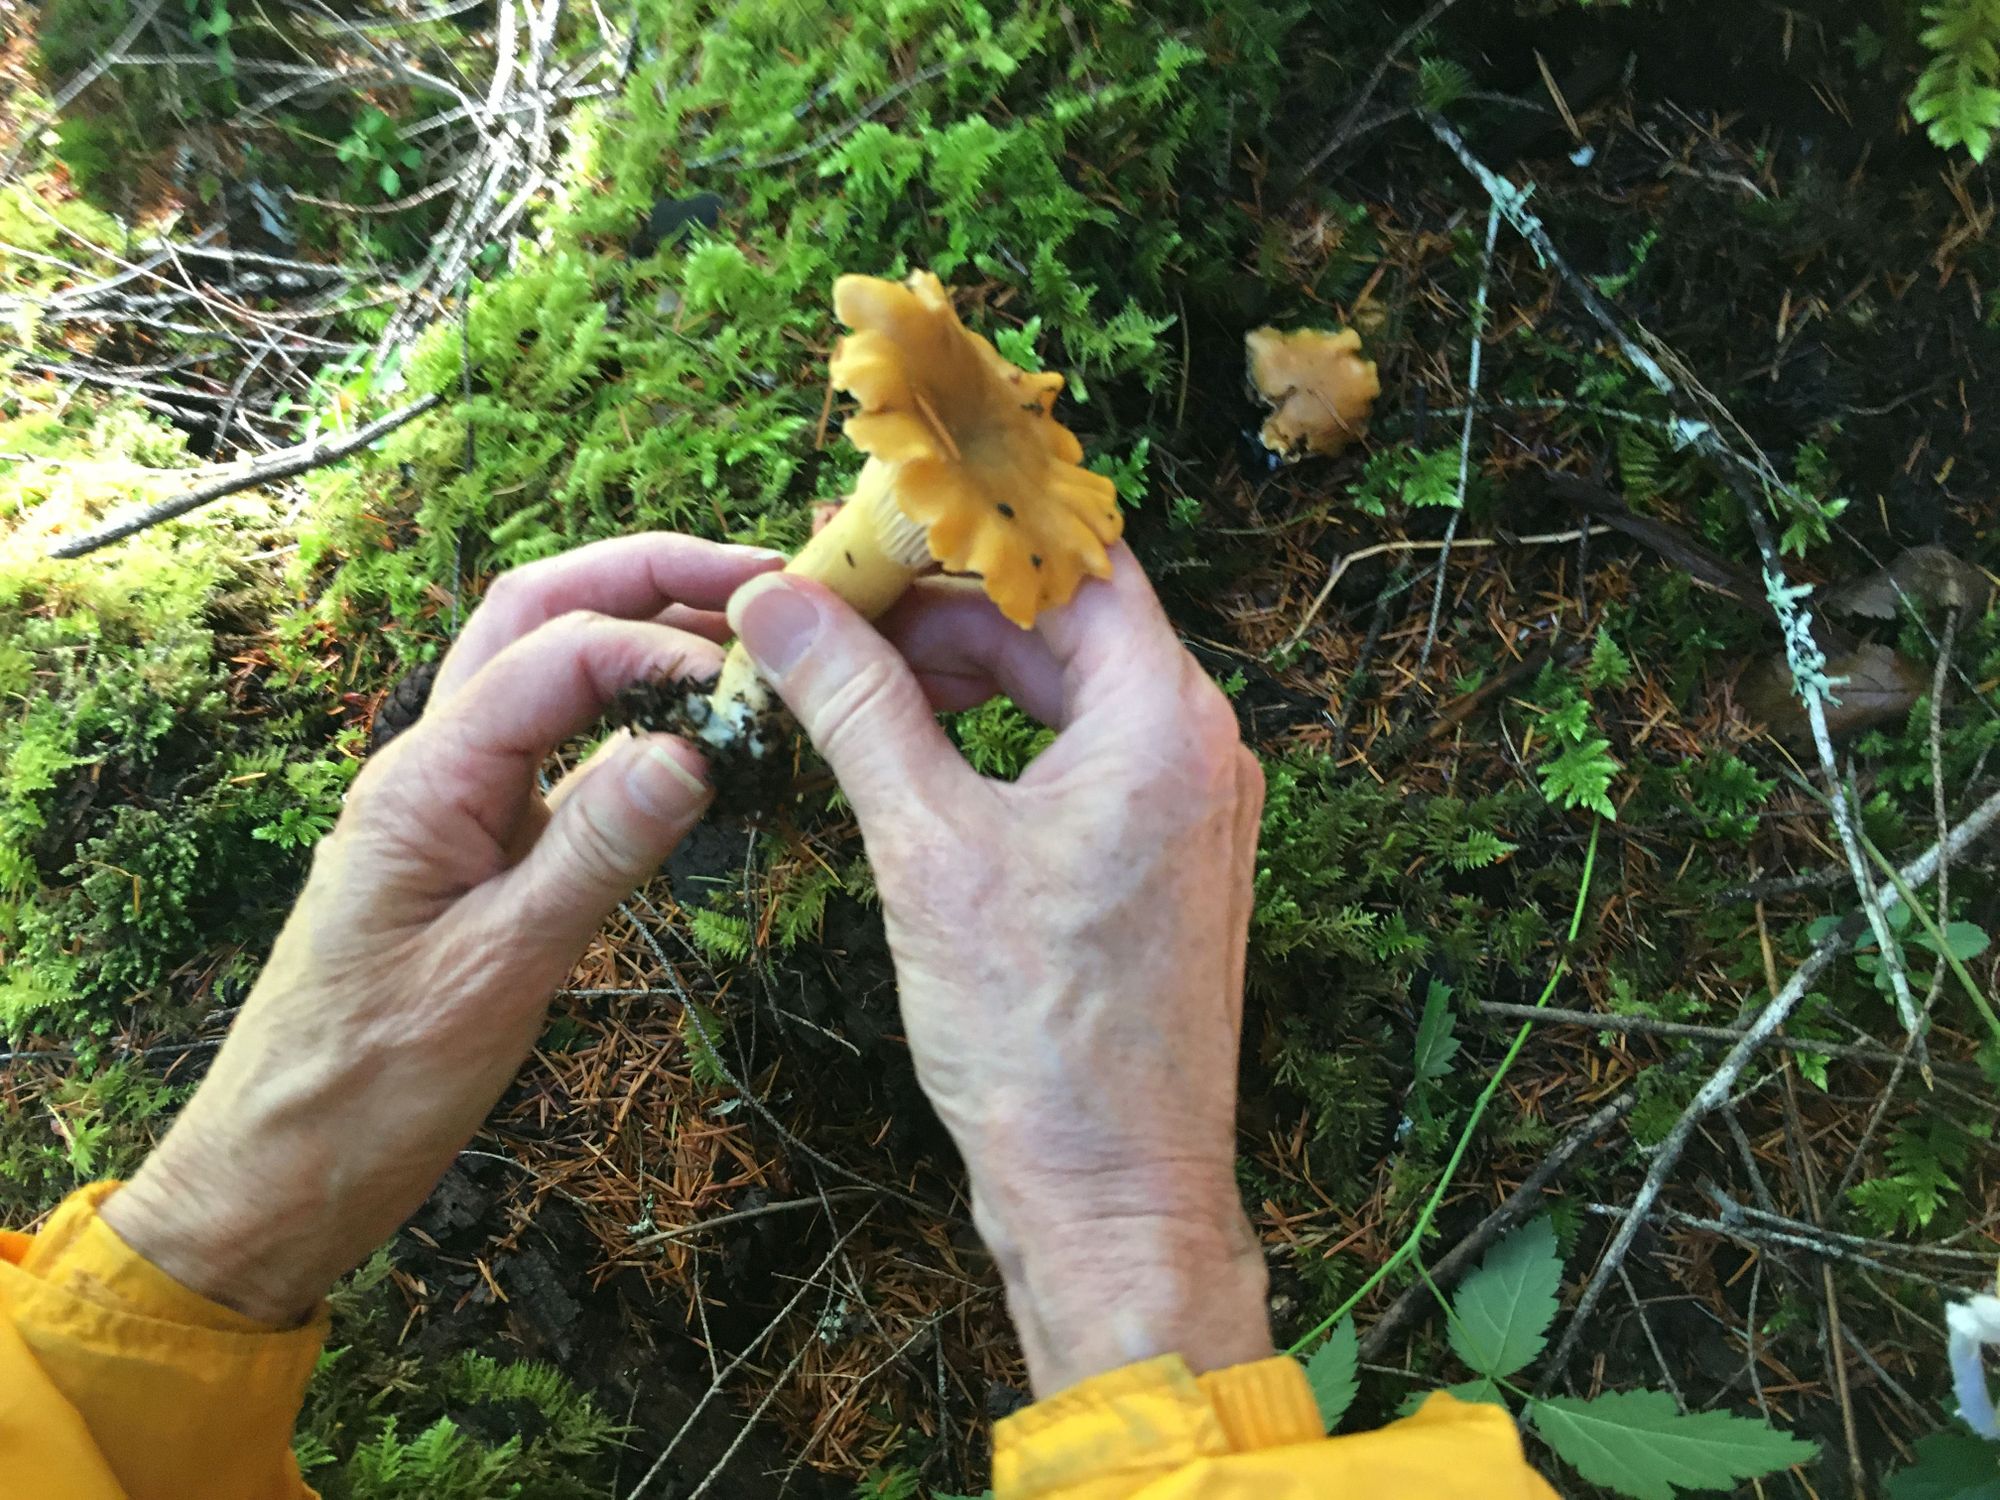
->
1330, 563, 1406, 763
44, 396, 440, 559
1473, 1002, 1984, 1079
1357, 1089, 1636, 1361
621, 894, 934, 1214
1414, 199, 1501, 686
1422, 108, 1923, 1046
1776, 1040, 1865, 1494
1833, 604, 1966, 1198
1542, 784, 2000, 1381
623, 1209, 873, 1499
1285, 526, 1608, 650
1298, 0, 1466, 179
1288, 820, 1602, 1355
1582, 1203, 1974, 1290
622, 1188, 873, 1252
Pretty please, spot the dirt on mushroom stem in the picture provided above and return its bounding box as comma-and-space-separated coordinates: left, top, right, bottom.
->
605, 674, 798, 819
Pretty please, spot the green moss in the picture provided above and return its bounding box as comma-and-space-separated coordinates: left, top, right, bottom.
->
0, 399, 352, 1038
308, 0, 1308, 644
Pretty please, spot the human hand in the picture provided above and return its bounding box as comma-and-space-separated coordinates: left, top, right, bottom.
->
103, 534, 783, 1326
729, 547, 1271, 1394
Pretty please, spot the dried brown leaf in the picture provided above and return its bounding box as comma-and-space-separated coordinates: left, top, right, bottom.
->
1741, 642, 1927, 743
1821, 544, 1990, 620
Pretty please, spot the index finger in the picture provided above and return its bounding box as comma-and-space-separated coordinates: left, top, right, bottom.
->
433, 533, 783, 704
1033, 544, 1191, 724
371, 612, 722, 859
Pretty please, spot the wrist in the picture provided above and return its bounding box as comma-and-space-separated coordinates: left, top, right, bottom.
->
972, 1169, 1273, 1395
103, 1114, 336, 1329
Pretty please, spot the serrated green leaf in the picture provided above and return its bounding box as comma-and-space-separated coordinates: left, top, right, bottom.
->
1304, 1316, 1359, 1431
1529, 1390, 1815, 1500
1911, 920, 1991, 962
1398, 1378, 1508, 1418
1447, 1217, 1562, 1379
1413, 979, 1461, 1084
1442, 1376, 1506, 1408
1885, 1432, 2000, 1500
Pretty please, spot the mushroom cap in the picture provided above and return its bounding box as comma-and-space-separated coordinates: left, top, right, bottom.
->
1245, 325, 1381, 460
829, 270, 1121, 628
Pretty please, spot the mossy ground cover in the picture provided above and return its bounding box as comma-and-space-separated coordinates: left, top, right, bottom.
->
4, 3, 1999, 1496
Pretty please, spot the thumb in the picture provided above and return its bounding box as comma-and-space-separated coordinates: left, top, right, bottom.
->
503, 731, 713, 946
728, 573, 966, 823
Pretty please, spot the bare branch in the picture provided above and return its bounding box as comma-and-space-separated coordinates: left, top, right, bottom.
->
44, 395, 440, 560
1542, 784, 2000, 1381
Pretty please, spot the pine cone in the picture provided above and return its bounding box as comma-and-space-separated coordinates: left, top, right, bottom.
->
369, 660, 440, 753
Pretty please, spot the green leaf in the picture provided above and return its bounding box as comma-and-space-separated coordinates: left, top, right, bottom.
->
1440, 1377, 1506, 1409
1447, 1216, 1562, 1379
1304, 1316, 1359, 1431
1528, 1390, 1815, 1500
1398, 1377, 1506, 1417
378, 163, 401, 197
1585, 630, 1633, 690
1413, 979, 1461, 1084
1911, 920, 1991, 962
1539, 736, 1622, 820
1886, 1432, 2000, 1500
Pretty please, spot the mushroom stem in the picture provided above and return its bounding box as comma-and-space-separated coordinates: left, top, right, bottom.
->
701, 458, 932, 754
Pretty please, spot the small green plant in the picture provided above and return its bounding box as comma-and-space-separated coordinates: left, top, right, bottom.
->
1416, 56, 1474, 113
1531, 685, 1622, 820
337, 107, 423, 199
1886, 1430, 2000, 1498
1303, 1219, 1815, 1498
1807, 900, 1991, 1010
1408, 979, 1462, 1128
688, 905, 754, 964
1775, 442, 1850, 557
182, 0, 238, 91
1912, 0, 2000, 161
296, 1266, 624, 1498
951, 698, 1053, 780
1584, 630, 1634, 691
1680, 753, 1774, 842
681, 1000, 731, 1091
1846, 1117, 1982, 1234
1349, 447, 1463, 516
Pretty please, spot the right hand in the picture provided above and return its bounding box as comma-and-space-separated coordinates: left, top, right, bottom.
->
726, 548, 1272, 1396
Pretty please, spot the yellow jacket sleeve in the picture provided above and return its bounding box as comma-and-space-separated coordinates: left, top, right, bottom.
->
3, 1187, 1554, 1500
995, 1352, 1561, 1500
0, 1183, 327, 1500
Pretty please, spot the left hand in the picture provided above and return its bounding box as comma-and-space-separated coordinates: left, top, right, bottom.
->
103, 534, 782, 1326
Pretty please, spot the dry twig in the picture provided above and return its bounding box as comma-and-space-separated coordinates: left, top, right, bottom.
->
42, 395, 440, 559
1543, 784, 2000, 1380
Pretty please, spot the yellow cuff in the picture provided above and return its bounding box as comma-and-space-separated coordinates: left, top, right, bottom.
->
1197, 1355, 1324, 1449
994, 1354, 1322, 1497
0, 1183, 328, 1500
8, 1182, 282, 1334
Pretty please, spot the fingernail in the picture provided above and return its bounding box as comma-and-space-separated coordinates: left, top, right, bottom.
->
729, 574, 820, 676
726, 544, 788, 562
629, 735, 710, 816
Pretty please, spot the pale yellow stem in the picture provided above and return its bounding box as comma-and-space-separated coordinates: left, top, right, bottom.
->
701, 459, 931, 753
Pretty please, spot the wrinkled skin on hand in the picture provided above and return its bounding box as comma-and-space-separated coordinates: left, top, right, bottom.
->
730, 547, 1272, 1393
105, 535, 784, 1325
108, 533, 1273, 1399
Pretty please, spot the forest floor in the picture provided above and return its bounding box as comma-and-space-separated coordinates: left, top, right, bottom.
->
3, 3, 1998, 1498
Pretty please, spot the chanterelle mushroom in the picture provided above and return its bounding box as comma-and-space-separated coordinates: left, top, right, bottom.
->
700, 270, 1121, 754
1245, 325, 1380, 460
